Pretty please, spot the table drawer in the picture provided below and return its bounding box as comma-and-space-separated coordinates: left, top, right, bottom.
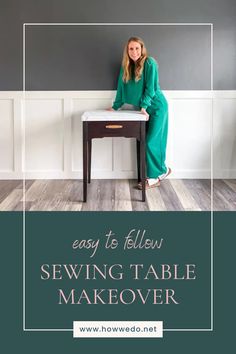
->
87, 121, 142, 138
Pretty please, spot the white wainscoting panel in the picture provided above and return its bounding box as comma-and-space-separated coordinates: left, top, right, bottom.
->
115, 138, 137, 175
0, 99, 14, 173
169, 98, 212, 178
25, 99, 64, 176
0, 91, 235, 179
213, 95, 236, 178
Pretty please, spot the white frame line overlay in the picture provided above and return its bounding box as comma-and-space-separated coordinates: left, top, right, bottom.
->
22, 22, 214, 333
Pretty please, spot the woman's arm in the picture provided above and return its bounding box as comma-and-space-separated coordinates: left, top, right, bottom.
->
112, 67, 124, 110
140, 58, 158, 109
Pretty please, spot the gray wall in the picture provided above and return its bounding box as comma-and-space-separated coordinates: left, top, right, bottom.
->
0, 0, 235, 90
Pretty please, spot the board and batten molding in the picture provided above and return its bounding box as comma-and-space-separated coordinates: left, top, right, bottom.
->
0, 90, 235, 180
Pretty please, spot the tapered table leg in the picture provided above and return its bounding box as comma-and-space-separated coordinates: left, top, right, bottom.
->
88, 139, 92, 184
136, 139, 140, 182
140, 121, 146, 202
83, 122, 88, 202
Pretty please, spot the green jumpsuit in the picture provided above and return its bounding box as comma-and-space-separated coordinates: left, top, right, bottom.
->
112, 56, 168, 179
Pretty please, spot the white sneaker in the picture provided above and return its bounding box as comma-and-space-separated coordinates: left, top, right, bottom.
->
137, 178, 160, 189
158, 167, 172, 181
148, 178, 160, 186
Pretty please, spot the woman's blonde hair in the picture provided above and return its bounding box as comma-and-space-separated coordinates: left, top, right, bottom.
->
122, 36, 148, 83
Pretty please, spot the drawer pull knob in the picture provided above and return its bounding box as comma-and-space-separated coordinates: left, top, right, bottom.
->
105, 124, 123, 129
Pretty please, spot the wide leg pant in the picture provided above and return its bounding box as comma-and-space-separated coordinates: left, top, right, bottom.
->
146, 93, 168, 178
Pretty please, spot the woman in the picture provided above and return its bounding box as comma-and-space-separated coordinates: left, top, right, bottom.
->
108, 36, 171, 188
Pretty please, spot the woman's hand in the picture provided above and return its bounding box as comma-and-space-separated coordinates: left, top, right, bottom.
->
107, 107, 115, 111
141, 108, 149, 121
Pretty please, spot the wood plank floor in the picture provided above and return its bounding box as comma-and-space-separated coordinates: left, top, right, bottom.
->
0, 179, 235, 211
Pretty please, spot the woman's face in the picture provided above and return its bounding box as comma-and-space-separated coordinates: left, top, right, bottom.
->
128, 41, 142, 62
